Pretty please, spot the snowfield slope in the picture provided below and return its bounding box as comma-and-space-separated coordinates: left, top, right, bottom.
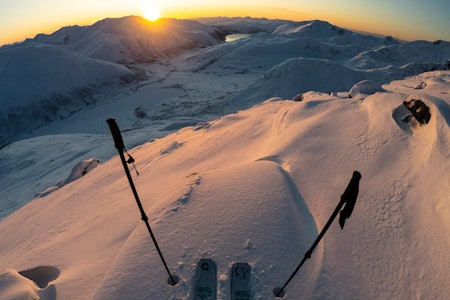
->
0, 43, 135, 146
0, 71, 448, 299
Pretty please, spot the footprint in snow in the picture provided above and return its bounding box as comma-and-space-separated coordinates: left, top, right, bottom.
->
19, 266, 60, 289
160, 141, 184, 155
170, 173, 201, 212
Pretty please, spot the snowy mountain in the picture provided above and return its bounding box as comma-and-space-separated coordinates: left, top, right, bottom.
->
0, 71, 449, 299
0, 43, 136, 147
0, 16, 225, 147
27, 16, 225, 63
175, 19, 450, 110
2, 17, 449, 147
0, 16, 449, 299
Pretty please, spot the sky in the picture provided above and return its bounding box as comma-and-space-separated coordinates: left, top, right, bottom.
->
1, 0, 449, 46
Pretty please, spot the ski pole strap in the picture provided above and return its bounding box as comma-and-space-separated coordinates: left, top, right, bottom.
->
107, 118, 125, 153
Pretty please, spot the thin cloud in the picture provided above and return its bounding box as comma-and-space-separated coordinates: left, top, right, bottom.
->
267, 6, 306, 17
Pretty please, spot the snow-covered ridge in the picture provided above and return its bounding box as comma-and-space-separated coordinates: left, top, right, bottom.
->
273, 20, 351, 38
0, 71, 448, 299
0, 43, 136, 147
231, 20, 449, 106
27, 16, 224, 63
0, 16, 225, 147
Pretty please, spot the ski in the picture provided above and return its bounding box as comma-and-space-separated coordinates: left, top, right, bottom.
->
193, 259, 217, 300
231, 262, 251, 300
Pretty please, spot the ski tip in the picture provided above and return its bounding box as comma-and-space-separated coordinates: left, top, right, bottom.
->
231, 262, 251, 278
193, 258, 217, 300
231, 262, 252, 300
197, 258, 216, 270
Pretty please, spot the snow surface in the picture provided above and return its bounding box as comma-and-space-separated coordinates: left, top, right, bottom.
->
0, 16, 449, 299
1, 72, 449, 299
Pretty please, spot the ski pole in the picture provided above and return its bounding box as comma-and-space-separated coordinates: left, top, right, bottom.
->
274, 171, 361, 297
106, 118, 178, 286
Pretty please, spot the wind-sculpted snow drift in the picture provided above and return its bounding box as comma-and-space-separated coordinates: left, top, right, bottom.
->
0, 71, 449, 299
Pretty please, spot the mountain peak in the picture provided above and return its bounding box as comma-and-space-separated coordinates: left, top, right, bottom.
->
273, 20, 348, 37
25, 16, 224, 63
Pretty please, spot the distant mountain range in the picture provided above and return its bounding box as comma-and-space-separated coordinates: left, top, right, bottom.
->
0, 16, 225, 147
0, 16, 449, 147
26, 16, 224, 63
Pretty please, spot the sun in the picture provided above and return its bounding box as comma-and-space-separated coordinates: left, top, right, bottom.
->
143, 4, 161, 21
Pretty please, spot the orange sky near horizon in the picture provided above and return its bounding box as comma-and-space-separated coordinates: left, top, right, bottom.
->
1, 0, 449, 46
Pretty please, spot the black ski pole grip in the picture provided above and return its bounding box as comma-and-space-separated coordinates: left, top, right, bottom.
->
107, 118, 125, 152
338, 171, 361, 229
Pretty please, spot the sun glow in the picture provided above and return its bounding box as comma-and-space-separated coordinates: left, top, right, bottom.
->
143, 4, 161, 21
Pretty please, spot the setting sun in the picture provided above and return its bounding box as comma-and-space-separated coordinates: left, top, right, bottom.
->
143, 4, 161, 21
